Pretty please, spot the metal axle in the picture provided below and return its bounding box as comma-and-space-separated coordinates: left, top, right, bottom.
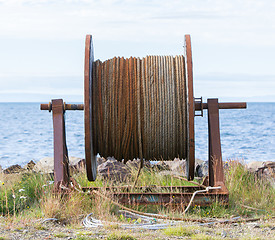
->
41, 102, 246, 112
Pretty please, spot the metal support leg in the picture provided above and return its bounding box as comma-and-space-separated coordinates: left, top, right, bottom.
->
207, 99, 226, 189
52, 99, 70, 190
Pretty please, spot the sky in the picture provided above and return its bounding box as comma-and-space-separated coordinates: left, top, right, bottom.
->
0, 0, 274, 102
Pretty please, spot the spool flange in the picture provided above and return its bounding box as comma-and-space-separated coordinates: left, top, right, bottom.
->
84, 35, 97, 181
185, 35, 195, 180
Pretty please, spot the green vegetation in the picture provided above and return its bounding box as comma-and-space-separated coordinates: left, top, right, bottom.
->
163, 225, 222, 239
75, 236, 98, 240
53, 232, 68, 238
163, 226, 193, 237
0, 160, 274, 227
106, 233, 136, 240
226, 160, 274, 216
0, 172, 46, 215
76, 167, 197, 192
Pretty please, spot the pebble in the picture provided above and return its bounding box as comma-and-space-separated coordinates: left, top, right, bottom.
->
221, 230, 227, 238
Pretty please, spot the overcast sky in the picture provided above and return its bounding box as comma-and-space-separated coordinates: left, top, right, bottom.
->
0, 0, 274, 102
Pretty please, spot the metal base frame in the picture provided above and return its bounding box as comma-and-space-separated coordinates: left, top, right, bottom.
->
39, 97, 248, 206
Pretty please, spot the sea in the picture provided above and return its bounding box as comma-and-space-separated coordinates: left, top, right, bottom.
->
0, 102, 274, 169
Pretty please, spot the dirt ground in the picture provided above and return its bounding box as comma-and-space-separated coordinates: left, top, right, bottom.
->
0, 217, 274, 240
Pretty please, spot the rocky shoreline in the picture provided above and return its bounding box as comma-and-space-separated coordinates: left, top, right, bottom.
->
2, 157, 275, 186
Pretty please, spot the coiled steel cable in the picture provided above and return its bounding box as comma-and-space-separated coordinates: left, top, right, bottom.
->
92, 55, 187, 162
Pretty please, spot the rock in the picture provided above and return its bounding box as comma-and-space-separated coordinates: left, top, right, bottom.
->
3, 164, 22, 174
69, 157, 85, 171
97, 159, 131, 181
152, 161, 170, 171
165, 158, 186, 174
195, 158, 204, 165
246, 161, 275, 186
97, 157, 106, 166
195, 160, 208, 177
125, 159, 140, 169
126, 159, 151, 169
195, 164, 203, 177
246, 161, 265, 172
33, 157, 54, 173
264, 161, 275, 168
23, 160, 36, 171
33, 157, 85, 174
221, 230, 227, 238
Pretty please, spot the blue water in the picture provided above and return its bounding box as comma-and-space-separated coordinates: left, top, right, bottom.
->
0, 102, 274, 169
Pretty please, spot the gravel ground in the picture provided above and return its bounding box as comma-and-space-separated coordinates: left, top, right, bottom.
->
0, 218, 274, 239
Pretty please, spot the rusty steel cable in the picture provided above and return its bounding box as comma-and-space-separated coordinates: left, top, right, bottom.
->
92, 55, 187, 162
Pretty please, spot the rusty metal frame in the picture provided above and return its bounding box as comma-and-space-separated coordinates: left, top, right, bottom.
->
51, 99, 70, 190
207, 99, 224, 188
40, 34, 248, 205
83, 186, 228, 206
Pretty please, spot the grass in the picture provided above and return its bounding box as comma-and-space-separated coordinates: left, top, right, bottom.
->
0, 172, 48, 215
77, 166, 197, 192
53, 232, 68, 238
163, 225, 193, 237
0, 160, 274, 232
225, 160, 274, 216
163, 225, 222, 239
106, 233, 136, 240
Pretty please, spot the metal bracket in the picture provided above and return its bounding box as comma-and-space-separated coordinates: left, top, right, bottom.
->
195, 97, 203, 117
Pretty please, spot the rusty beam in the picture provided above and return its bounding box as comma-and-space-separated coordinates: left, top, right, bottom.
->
115, 192, 228, 206
195, 102, 246, 111
207, 99, 225, 188
52, 99, 70, 190
83, 184, 229, 206
83, 185, 205, 193
88, 191, 228, 206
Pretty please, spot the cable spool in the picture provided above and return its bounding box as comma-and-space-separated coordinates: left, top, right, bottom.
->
85, 35, 195, 181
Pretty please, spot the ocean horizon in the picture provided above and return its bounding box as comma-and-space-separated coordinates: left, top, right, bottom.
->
0, 102, 274, 169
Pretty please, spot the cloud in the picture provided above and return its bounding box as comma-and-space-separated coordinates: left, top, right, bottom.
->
0, 0, 274, 46
194, 74, 275, 100
0, 0, 274, 101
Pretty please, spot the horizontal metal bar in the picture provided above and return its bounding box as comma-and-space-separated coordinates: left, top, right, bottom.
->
83, 185, 205, 193
65, 104, 84, 110
195, 102, 246, 110
117, 192, 228, 206
83, 185, 229, 206
40, 103, 84, 111
92, 192, 229, 206
42, 102, 246, 111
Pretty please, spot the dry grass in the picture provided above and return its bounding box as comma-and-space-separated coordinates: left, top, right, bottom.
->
225, 160, 275, 216
0, 160, 274, 228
